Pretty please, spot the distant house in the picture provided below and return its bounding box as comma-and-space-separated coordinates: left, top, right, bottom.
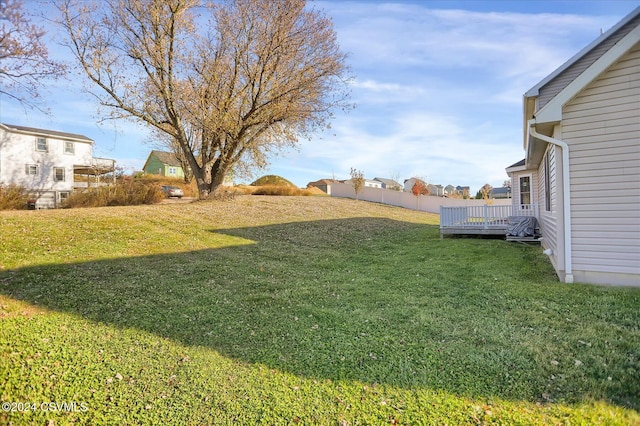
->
403, 177, 426, 193
373, 177, 402, 191
444, 184, 456, 196
143, 150, 186, 179
456, 185, 470, 195
427, 184, 444, 197
489, 187, 511, 199
344, 178, 382, 189
0, 123, 115, 208
506, 6, 640, 286
307, 179, 336, 193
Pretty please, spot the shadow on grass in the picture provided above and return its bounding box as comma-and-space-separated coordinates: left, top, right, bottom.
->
1, 217, 638, 409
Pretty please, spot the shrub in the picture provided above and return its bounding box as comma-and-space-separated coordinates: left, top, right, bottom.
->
0, 184, 30, 210
251, 185, 312, 196
133, 174, 197, 197
64, 180, 164, 208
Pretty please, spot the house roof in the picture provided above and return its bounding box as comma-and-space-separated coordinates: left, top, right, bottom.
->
0, 122, 94, 143
508, 159, 525, 168
524, 6, 640, 98
373, 177, 402, 188
404, 177, 426, 183
145, 150, 182, 167
490, 187, 511, 195
307, 179, 335, 187
522, 7, 640, 165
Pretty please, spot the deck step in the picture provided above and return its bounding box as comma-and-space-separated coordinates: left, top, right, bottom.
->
506, 236, 542, 243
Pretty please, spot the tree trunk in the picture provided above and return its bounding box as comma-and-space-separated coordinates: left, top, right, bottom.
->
194, 162, 228, 200
209, 171, 227, 195
194, 164, 212, 200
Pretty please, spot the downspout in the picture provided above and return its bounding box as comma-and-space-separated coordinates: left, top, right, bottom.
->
527, 119, 573, 283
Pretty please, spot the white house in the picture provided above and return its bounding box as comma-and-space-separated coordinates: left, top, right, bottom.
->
373, 177, 402, 191
0, 123, 115, 208
507, 7, 640, 286
403, 177, 426, 193
344, 178, 382, 189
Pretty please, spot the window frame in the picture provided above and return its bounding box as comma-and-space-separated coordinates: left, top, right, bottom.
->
54, 167, 66, 182
36, 137, 48, 152
25, 164, 39, 175
519, 174, 532, 208
64, 141, 75, 155
544, 151, 551, 212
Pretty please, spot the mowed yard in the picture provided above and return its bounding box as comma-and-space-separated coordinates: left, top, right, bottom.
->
1, 196, 638, 425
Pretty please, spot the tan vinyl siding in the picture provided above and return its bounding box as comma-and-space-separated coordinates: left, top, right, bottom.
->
538, 14, 640, 109
562, 42, 640, 279
537, 146, 559, 255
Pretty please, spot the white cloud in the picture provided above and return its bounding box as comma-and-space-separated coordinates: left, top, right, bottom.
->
287, 2, 629, 191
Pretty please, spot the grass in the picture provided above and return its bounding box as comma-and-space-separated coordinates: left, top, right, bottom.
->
0, 196, 638, 425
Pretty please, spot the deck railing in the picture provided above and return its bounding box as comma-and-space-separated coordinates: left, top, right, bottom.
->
440, 204, 538, 230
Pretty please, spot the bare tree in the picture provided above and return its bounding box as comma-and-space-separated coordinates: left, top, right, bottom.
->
57, 0, 351, 198
350, 167, 364, 200
0, 0, 65, 110
389, 171, 402, 191
476, 183, 493, 200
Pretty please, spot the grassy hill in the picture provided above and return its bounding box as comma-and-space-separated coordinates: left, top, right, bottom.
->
250, 174, 297, 187
1, 196, 638, 425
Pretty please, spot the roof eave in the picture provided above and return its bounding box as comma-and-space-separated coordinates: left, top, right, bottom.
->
0, 123, 94, 144
524, 6, 640, 98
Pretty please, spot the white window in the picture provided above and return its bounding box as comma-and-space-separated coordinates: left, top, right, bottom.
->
64, 141, 75, 154
36, 137, 48, 152
54, 167, 65, 182
58, 192, 70, 202
168, 167, 177, 175
544, 152, 551, 212
519, 176, 531, 206
25, 164, 39, 175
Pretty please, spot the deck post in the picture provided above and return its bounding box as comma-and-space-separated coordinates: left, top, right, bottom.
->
483, 204, 488, 229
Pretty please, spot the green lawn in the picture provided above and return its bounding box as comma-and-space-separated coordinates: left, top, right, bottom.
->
1, 196, 638, 425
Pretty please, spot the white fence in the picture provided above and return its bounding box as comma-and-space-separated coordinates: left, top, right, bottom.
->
326, 182, 511, 214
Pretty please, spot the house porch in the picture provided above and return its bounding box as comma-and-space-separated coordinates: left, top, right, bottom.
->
73, 157, 116, 189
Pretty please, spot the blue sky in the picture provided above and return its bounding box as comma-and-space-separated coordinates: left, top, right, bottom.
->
2, 1, 637, 192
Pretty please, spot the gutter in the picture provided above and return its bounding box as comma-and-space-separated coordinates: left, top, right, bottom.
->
527, 119, 574, 284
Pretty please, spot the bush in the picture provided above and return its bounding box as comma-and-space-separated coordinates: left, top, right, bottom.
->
133, 174, 197, 197
0, 184, 30, 210
251, 185, 312, 196
64, 180, 165, 208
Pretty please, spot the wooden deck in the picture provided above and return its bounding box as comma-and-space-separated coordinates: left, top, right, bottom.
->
505, 235, 542, 243
440, 204, 538, 239
440, 226, 508, 236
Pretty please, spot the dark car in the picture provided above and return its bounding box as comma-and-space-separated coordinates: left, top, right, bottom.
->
161, 185, 184, 198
